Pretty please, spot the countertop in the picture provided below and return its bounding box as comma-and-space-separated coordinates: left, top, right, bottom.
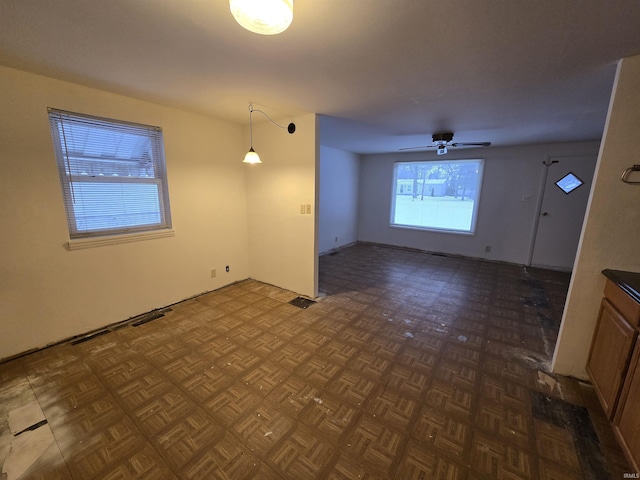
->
602, 269, 640, 304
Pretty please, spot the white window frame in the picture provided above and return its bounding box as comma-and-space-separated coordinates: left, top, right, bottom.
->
48, 109, 173, 248
390, 159, 484, 234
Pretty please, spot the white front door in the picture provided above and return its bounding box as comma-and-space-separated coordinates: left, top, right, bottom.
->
530, 155, 597, 270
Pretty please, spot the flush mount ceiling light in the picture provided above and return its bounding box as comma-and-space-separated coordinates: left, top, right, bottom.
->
243, 103, 296, 164
230, 0, 293, 35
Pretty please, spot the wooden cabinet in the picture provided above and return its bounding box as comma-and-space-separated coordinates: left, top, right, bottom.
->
614, 338, 640, 471
586, 298, 636, 418
587, 273, 640, 471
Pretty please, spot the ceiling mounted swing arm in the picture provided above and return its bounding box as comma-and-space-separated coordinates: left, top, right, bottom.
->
243, 103, 296, 164
249, 104, 296, 134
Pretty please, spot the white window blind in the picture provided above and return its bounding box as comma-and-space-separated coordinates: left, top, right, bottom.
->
48, 109, 172, 239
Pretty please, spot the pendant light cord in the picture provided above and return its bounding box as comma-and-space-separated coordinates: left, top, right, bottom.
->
248, 104, 254, 148
248, 103, 295, 133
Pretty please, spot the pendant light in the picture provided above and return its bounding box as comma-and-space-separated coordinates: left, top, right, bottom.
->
243, 147, 261, 164
242, 103, 296, 164
243, 104, 261, 164
230, 0, 293, 36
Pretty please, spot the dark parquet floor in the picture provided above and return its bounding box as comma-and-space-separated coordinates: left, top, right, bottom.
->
0, 243, 633, 479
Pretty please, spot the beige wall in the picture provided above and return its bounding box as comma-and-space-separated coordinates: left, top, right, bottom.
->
358, 142, 600, 266
0, 66, 320, 361
318, 145, 360, 254
245, 113, 318, 298
0, 66, 256, 360
553, 54, 640, 379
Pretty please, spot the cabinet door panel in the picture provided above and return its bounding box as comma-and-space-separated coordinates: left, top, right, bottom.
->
605, 279, 640, 327
586, 299, 636, 418
614, 338, 640, 471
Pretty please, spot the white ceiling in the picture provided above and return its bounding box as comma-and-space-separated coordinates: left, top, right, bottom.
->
1, 0, 640, 154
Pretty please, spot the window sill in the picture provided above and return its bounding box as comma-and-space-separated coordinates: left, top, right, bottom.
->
389, 224, 475, 235
66, 229, 175, 250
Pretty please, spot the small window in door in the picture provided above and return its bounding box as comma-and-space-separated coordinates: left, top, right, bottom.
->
555, 172, 583, 194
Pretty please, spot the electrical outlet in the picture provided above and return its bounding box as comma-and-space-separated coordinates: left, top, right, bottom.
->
306, 204, 311, 214
485, 246, 491, 253
521, 195, 531, 202
300, 204, 305, 214
211, 269, 216, 278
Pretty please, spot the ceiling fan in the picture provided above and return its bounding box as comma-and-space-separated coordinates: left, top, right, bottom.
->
400, 132, 491, 155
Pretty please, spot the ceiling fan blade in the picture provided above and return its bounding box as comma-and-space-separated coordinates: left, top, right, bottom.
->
398, 145, 435, 151
450, 142, 491, 147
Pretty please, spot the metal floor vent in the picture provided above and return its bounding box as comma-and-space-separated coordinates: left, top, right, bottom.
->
289, 297, 316, 309
71, 329, 110, 345
131, 312, 165, 327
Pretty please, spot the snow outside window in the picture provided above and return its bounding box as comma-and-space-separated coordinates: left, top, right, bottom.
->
391, 159, 484, 234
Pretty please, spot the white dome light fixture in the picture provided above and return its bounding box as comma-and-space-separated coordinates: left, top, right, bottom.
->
230, 0, 293, 35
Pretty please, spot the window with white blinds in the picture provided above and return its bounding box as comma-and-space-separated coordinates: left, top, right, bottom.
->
48, 109, 172, 240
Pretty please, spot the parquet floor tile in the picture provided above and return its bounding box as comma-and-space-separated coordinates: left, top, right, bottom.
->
241, 360, 290, 397
411, 405, 470, 459
151, 409, 225, 471
297, 393, 359, 445
395, 439, 469, 480
345, 414, 407, 477
179, 365, 234, 403
294, 355, 342, 390
228, 402, 296, 456
476, 399, 534, 450
94, 443, 177, 480
364, 387, 419, 432
204, 381, 263, 428
50, 396, 126, 447
266, 375, 320, 418
64, 416, 150, 479
179, 431, 260, 480
266, 424, 336, 480
325, 452, 388, 479
0, 243, 634, 479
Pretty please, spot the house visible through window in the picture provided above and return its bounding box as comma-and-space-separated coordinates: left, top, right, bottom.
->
391, 159, 484, 234
48, 109, 172, 239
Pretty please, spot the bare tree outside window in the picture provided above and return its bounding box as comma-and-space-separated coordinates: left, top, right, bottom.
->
391, 159, 484, 233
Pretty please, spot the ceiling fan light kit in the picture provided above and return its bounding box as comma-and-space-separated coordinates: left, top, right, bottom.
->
432, 132, 454, 143
400, 132, 492, 154
433, 132, 453, 155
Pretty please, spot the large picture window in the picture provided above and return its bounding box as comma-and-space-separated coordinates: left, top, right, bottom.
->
391, 159, 484, 234
48, 109, 172, 240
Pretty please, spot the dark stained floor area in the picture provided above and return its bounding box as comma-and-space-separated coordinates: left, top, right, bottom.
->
0, 243, 633, 479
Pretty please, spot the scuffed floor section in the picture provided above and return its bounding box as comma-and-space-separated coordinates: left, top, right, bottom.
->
0, 371, 70, 479
0, 243, 634, 479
